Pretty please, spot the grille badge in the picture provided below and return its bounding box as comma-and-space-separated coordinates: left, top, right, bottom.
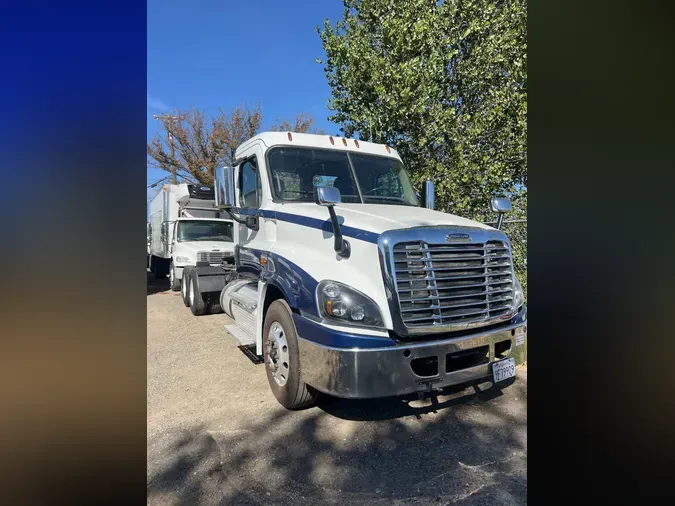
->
446, 233, 470, 242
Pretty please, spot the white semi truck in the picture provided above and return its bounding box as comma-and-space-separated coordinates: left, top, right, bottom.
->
147, 183, 235, 299
182, 132, 527, 409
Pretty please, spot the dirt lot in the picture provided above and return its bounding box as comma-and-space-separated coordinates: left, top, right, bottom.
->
147, 272, 527, 505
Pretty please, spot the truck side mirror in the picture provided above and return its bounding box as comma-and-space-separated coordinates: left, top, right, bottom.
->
314, 185, 341, 206
214, 165, 259, 231
314, 185, 350, 258
491, 197, 512, 230
214, 166, 235, 208
422, 180, 434, 209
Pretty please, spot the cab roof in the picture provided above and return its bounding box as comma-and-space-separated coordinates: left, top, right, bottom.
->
235, 131, 401, 160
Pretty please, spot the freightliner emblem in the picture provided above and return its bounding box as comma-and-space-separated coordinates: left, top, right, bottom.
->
446, 233, 470, 242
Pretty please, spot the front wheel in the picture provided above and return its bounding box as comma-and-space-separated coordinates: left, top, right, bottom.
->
169, 262, 180, 291
181, 272, 190, 307
181, 266, 193, 307
263, 300, 318, 410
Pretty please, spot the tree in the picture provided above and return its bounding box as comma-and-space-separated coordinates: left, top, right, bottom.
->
270, 112, 326, 134
317, 0, 527, 220
147, 106, 320, 185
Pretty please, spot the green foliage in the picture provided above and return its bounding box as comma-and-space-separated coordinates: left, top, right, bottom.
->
318, 0, 527, 291
318, 0, 527, 219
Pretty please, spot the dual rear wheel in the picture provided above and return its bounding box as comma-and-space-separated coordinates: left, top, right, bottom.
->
181, 267, 220, 316
182, 268, 207, 315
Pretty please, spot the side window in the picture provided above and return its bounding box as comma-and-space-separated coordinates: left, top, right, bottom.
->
240, 157, 261, 208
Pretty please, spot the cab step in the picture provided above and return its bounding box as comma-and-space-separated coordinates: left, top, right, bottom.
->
224, 323, 255, 347
238, 344, 264, 364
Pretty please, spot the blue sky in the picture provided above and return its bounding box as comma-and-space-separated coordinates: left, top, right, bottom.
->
147, 0, 345, 198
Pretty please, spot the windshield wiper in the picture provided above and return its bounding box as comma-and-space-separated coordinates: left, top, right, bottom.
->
362, 196, 413, 206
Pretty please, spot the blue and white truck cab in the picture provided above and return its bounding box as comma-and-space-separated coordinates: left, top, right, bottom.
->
182, 132, 527, 409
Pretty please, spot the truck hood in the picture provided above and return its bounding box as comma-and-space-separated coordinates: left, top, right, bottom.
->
274, 203, 494, 235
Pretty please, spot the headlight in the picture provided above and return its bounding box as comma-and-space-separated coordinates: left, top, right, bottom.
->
317, 280, 384, 328
514, 276, 525, 310
175, 256, 191, 264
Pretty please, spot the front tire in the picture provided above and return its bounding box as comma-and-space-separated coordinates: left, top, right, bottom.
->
263, 300, 318, 409
169, 262, 181, 291
188, 269, 208, 316
181, 266, 193, 307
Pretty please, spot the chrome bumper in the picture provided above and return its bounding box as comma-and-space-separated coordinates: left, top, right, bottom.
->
297, 306, 527, 399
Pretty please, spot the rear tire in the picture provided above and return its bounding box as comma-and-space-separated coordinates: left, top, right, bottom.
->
263, 300, 319, 410
188, 269, 208, 316
169, 262, 180, 291
207, 297, 223, 314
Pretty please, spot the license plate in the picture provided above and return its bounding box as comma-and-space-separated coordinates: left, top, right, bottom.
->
492, 357, 516, 383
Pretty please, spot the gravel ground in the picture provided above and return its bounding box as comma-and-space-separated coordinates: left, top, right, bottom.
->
147, 272, 527, 505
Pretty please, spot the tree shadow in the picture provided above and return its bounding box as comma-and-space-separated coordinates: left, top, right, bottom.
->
148, 376, 527, 505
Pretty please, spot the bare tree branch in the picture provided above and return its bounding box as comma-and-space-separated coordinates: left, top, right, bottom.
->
148, 105, 321, 184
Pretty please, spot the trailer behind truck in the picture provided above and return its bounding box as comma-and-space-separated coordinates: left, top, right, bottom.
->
147, 183, 235, 292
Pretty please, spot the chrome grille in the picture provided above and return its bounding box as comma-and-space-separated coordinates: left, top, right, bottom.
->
198, 251, 226, 264
393, 240, 514, 328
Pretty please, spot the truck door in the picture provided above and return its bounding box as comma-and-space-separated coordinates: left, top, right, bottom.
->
236, 143, 274, 277
169, 221, 177, 257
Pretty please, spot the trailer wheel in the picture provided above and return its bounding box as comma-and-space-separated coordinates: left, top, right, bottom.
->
181, 268, 191, 307
263, 300, 319, 410
169, 262, 180, 291
188, 269, 208, 316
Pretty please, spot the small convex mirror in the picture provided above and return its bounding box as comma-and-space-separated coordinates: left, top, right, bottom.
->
490, 197, 513, 213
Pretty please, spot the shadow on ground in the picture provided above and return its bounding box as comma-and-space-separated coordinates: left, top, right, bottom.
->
318, 377, 515, 422
147, 270, 170, 296
147, 377, 527, 505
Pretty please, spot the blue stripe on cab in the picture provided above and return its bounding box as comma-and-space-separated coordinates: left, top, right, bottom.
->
293, 313, 394, 349
232, 207, 380, 244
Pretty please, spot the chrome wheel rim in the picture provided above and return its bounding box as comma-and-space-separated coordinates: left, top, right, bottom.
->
189, 280, 194, 306
181, 276, 186, 298
266, 321, 290, 387
170, 265, 174, 285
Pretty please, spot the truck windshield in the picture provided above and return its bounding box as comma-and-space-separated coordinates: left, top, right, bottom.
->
267, 147, 420, 206
176, 220, 233, 242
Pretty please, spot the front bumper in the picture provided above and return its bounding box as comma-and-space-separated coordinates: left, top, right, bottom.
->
297, 306, 527, 399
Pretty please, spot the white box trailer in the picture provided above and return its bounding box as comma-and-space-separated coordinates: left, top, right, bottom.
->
147, 183, 234, 292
